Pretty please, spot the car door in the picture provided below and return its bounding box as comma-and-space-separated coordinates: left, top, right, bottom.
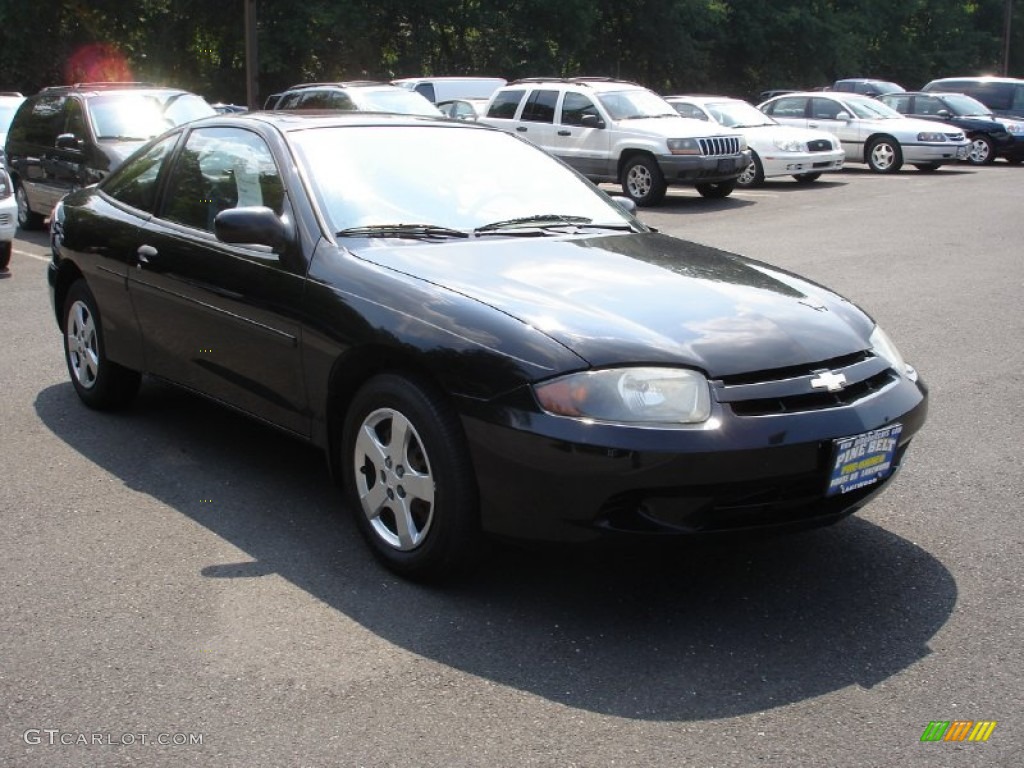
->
511, 89, 559, 156
127, 125, 311, 436
807, 97, 860, 160
552, 91, 612, 178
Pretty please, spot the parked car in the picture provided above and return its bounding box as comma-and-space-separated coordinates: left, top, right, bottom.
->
832, 78, 905, 98
266, 81, 441, 116
0, 91, 25, 163
210, 102, 247, 115
0, 164, 15, 271
877, 91, 1024, 165
758, 92, 968, 173
391, 76, 506, 104
480, 77, 751, 205
4, 82, 215, 230
922, 76, 1024, 120
665, 95, 845, 187
437, 98, 490, 121
48, 111, 927, 579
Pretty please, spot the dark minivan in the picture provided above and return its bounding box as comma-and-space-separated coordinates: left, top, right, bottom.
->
922, 77, 1024, 120
4, 82, 214, 229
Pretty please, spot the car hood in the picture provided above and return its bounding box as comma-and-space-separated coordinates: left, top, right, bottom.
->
612, 115, 738, 140
856, 115, 964, 137
734, 123, 837, 146
352, 232, 874, 377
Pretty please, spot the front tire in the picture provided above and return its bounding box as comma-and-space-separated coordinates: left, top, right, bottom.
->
793, 172, 821, 184
15, 183, 45, 230
63, 280, 141, 410
0, 241, 11, 270
736, 152, 764, 187
966, 135, 995, 165
621, 155, 667, 206
866, 137, 903, 173
342, 373, 481, 580
696, 181, 736, 199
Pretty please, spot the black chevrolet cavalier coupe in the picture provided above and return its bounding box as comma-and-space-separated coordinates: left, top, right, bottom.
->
48, 112, 927, 579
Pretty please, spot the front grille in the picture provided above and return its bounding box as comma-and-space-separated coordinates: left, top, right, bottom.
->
698, 136, 741, 157
714, 351, 899, 416
807, 139, 834, 152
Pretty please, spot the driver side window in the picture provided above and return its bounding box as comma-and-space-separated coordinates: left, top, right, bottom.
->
162, 127, 284, 232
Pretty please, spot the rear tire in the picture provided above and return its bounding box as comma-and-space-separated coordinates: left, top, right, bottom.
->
15, 183, 46, 230
341, 373, 482, 580
63, 280, 141, 410
696, 181, 736, 199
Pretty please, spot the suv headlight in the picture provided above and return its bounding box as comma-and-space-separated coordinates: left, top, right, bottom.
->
667, 138, 700, 155
870, 325, 917, 382
534, 367, 711, 425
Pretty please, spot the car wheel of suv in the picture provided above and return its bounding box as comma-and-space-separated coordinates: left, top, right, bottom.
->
793, 172, 822, 183
736, 153, 764, 187
866, 136, 902, 173
15, 184, 46, 230
0, 242, 11, 270
966, 135, 995, 165
63, 280, 141, 410
342, 373, 482, 580
622, 155, 667, 206
696, 181, 736, 199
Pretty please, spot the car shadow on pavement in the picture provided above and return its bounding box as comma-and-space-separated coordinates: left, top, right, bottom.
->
35, 379, 957, 722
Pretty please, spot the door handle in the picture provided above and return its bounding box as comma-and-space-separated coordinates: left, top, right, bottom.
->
516, 126, 527, 132
136, 244, 158, 267
558, 130, 571, 136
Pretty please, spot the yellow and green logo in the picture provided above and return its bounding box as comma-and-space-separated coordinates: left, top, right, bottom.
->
920, 720, 997, 742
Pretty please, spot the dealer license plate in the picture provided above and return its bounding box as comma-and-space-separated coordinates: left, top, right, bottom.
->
826, 424, 903, 496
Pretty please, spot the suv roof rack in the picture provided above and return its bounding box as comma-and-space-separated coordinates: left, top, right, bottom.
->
0, 91, 24, 97
508, 76, 639, 87
41, 82, 157, 93
285, 81, 387, 90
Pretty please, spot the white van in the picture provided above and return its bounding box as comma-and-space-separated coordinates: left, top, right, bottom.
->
391, 77, 506, 104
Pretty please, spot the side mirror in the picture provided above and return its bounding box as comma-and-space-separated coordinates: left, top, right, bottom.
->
609, 195, 637, 215
936, 109, 951, 118
55, 133, 83, 150
834, 112, 851, 121
214, 206, 292, 252
581, 113, 606, 129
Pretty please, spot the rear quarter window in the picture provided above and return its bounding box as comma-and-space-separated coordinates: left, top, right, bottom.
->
487, 90, 525, 119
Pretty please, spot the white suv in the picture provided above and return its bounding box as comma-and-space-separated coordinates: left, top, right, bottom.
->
479, 78, 750, 205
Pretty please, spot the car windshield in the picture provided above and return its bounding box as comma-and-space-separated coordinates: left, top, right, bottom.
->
89, 93, 215, 140
289, 124, 636, 235
843, 98, 902, 119
941, 93, 993, 116
704, 100, 776, 128
597, 88, 678, 120
349, 89, 442, 116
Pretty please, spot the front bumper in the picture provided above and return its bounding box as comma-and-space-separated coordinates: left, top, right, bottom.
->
761, 149, 845, 178
658, 150, 753, 184
996, 135, 1024, 161
902, 142, 969, 165
462, 373, 927, 544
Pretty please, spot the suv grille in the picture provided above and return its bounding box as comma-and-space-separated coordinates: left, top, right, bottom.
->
714, 351, 899, 416
698, 136, 741, 157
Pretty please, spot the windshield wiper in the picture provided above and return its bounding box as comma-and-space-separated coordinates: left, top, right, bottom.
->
475, 215, 637, 237
474, 214, 593, 233
336, 224, 470, 240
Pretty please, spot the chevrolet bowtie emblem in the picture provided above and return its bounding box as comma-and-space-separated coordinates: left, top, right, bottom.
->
810, 371, 847, 392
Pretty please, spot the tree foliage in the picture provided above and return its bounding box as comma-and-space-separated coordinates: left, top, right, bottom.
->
0, 0, 1018, 104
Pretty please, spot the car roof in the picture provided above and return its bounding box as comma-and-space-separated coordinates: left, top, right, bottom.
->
928, 76, 1023, 84
505, 77, 644, 92
182, 110, 466, 133
665, 95, 743, 104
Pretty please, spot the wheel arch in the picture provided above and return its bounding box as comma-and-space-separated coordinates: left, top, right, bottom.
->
617, 148, 658, 180
862, 132, 899, 163
323, 344, 453, 486
52, 261, 86, 330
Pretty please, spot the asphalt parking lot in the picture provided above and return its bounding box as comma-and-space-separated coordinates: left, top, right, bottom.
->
2, 164, 1021, 767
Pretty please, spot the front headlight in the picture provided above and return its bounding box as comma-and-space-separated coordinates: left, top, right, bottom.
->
0, 168, 12, 200
1003, 121, 1023, 135
667, 138, 700, 155
534, 367, 711, 425
772, 137, 805, 152
737, 135, 748, 152
870, 326, 917, 382
917, 132, 947, 142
